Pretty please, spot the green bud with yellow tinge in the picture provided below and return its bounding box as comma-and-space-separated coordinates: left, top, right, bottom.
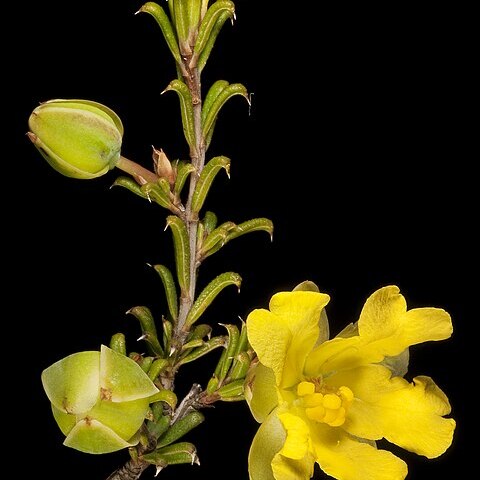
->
41, 345, 159, 454
28, 99, 123, 179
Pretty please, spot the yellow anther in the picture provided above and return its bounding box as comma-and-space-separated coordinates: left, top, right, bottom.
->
323, 393, 342, 410
305, 404, 325, 422
338, 386, 354, 404
322, 408, 339, 424
303, 392, 324, 408
297, 381, 316, 396
327, 407, 346, 427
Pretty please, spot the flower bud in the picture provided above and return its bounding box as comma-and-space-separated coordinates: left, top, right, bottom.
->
28, 99, 123, 179
41, 345, 159, 454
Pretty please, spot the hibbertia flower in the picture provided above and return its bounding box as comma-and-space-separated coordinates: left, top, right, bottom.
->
245, 284, 455, 480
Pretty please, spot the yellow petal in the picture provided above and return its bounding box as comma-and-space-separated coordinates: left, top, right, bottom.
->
310, 424, 408, 480
249, 410, 286, 480
271, 452, 315, 480
247, 291, 330, 388
277, 412, 310, 460
245, 362, 279, 423
328, 365, 456, 458
305, 286, 452, 375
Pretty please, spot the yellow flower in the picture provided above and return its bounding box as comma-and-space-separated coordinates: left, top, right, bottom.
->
245, 285, 455, 480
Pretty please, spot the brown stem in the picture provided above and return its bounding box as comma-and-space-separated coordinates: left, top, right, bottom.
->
116, 155, 159, 184
105, 459, 149, 480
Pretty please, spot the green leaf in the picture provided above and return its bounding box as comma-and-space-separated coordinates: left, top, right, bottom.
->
173, 160, 196, 198
109, 333, 127, 356
218, 323, 239, 380
229, 351, 251, 380
191, 156, 230, 214
162, 318, 173, 354
198, 10, 233, 72
152, 264, 179, 321
193, 1, 235, 64
173, 0, 190, 48
202, 211, 218, 235
187, 323, 212, 342
217, 379, 245, 399
202, 80, 229, 125
185, 272, 242, 327
141, 180, 173, 210
111, 176, 147, 199
147, 358, 169, 381
165, 216, 191, 295
157, 411, 205, 448
177, 336, 226, 366
162, 80, 196, 149
127, 306, 164, 357
143, 442, 199, 471
201, 83, 249, 140
138, 3, 182, 64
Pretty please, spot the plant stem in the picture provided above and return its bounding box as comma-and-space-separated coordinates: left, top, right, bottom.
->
116, 155, 159, 184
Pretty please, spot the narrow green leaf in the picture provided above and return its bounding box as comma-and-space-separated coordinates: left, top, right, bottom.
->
204, 117, 217, 150
140, 356, 154, 373
143, 442, 199, 469
163, 80, 196, 149
157, 411, 205, 448
109, 333, 126, 356
181, 338, 204, 351
203, 217, 273, 259
219, 323, 239, 380
202, 83, 249, 140
198, 11, 233, 72
214, 347, 228, 379
187, 323, 212, 342
142, 180, 173, 210
111, 176, 147, 199
188, 0, 201, 32
174, 0, 190, 49
191, 156, 231, 214
138, 3, 182, 64
198, 221, 236, 256
177, 336, 226, 366
201, 80, 229, 125
235, 319, 249, 356
202, 211, 218, 235
218, 394, 244, 402
185, 272, 242, 327
163, 318, 173, 355
206, 375, 219, 394
173, 160, 196, 198
165, 216, 190, 295
196, 220, 205, 251
200, 0, 209, 19
152, 264, 179, 321
193, 1, 235, 63
148, 358, 169, 381
127, 306, 164, 357
229, 351, 251, 380
147, 413, 171, 440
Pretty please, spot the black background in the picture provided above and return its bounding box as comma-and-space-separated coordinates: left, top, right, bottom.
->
7, 0, 472, 478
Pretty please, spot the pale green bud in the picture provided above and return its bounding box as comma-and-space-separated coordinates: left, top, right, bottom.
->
41, 345, 159, 454
28, 99, 123, 179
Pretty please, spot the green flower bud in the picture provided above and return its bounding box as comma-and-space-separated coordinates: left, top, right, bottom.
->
28, 99, 123, 179
41, 345, 159, 454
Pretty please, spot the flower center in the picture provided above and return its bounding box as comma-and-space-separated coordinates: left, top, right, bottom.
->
296, 380, 354, 427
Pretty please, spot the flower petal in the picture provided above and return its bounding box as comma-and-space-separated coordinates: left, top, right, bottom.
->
328, 365, 456, 458
249, 410, 286, 480
277, 412, 310, 460
245, 362, 279, 423
271, 452, 315, 480
310, 424, 408, 480
248, 291, 330, 388
305, 286, 452, 375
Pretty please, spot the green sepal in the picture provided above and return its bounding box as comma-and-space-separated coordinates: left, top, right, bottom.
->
165, 216, 190, 295
157, 411, 205, 448
152, 264, 179, 322
111, 176, 147, 199
177, 336, 226, 366
191, 156, 231, 214
173, 160, 196, 198
192, 1, 235, 65
229, 351, 251, 380
185, 272, 242, 327
198, 10, 233, 72
162, 80, 196, 149
148, 358, 169, 381
110, 333, 127, 356
138, 3, 182, 64
127, 306, 164, 357
201, 83, 249, 140
149, 390, 178, 410
293, 280, 320, 292
217, 379, 245, 398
